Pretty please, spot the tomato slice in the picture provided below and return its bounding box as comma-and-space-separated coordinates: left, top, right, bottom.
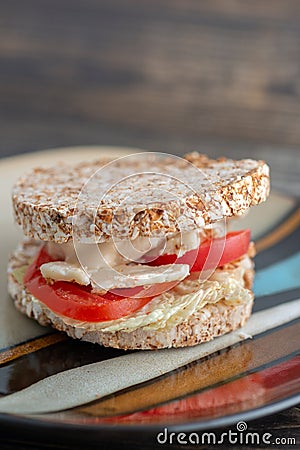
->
24, 246, 155, 322
147, 229, 251, 272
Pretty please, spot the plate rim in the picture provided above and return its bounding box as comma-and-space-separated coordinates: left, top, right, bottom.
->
0, 392, 299, 441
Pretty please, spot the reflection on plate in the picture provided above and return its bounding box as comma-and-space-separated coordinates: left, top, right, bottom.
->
0, 147, 299, 445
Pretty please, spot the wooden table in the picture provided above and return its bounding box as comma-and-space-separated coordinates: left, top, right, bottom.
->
0, 1, 299, 448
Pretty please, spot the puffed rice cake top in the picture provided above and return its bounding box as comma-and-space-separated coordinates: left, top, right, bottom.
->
12, 152, 270, 243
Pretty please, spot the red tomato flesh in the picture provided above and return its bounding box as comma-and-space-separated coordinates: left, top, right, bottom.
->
147, 229, 251, 272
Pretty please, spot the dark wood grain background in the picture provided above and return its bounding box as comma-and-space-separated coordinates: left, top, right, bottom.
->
0, 1, 299, 448
2, 0, 300, 150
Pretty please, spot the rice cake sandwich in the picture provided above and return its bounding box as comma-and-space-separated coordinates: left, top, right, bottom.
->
8, 152, 270, 350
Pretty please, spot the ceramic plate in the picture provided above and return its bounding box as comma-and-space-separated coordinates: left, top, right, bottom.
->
0, 147, 299, 446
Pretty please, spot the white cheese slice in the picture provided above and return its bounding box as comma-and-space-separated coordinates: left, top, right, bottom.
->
40, 259, 189, 292
91, 263, 190, 292
165, 229, 200, 257
40, 261, 90, 285
114, 236, 163, 262
140, 229, 200, 261
46, 229, 201, 269
43, 230, 201, 289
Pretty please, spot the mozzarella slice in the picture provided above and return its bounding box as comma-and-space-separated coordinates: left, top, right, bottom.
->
141, 229, 200, 261
40, 259, 189, 292
40, 261, 90, 285
165, 229, 200, 256
90, 263, 190, 292
47, 229, 201, 269
43, 231, 200, 290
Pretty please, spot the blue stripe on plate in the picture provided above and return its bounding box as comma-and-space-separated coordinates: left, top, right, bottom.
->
254, 252, 300, 297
